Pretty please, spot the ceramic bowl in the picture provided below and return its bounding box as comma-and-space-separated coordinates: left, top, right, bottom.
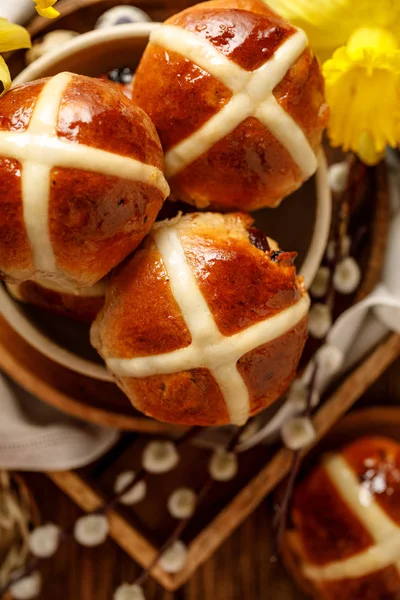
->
0, 23, 331, 381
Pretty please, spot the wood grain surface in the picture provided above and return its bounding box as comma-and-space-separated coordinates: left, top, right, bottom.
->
16, 353, 399, 600
3, 2, 399, 597
40, 334, 400, 592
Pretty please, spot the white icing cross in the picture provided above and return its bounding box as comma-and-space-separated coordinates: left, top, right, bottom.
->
150, 24, 317, 179
3, 72, 169, 274
303, 454, 400, 581
107, 223, 310, 425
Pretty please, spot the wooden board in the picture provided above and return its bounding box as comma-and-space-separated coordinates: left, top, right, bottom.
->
1, 3, 396, 592
44, 334, 400, 591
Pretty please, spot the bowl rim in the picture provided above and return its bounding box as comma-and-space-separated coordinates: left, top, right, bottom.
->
0, 283, 113, 381
13, 21, 160, 85
3, 23, 331, 381
301, 150, 330, 290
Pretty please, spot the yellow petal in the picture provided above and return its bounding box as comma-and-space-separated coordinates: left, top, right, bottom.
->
0, 20, 31, 52
266, 0, 400, 59
35, 6, 60, 18
357, 132, 385, 166
323, 27, 400, 165
0, 55, 12, 97
33, 0, 60, 18
37, 0, 57, 6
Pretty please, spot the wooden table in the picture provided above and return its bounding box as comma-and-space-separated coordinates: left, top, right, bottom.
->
3, 1, 398, 597
20, 357, 400, 600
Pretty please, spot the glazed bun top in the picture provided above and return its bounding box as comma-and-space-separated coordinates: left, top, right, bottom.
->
133, 0, 328, 211
0, 73, 169, 288
291, 436, 400, 593
91, 211, 309, 425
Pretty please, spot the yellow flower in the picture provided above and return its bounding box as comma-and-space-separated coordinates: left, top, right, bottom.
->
268, 0, 400, 59
32, 0, 60, 19
324, 28, 400, 164
0, 19, 31, 97
267, 0, 400, 164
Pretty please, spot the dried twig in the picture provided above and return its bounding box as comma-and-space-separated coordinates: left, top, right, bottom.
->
134, 477, 214, 587
131, 425, 244, 587
272, 451, 301, 558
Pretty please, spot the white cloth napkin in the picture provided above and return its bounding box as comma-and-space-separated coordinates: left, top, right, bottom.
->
0, 375, 118, 470
332, 157, 400, 359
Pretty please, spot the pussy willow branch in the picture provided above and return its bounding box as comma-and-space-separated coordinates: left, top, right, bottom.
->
134, 476, 214, 588
0, 427, 203, 598
132, 425, 246, 588
272, 452, 302, 560
273, 154, 367, 556
325, 157, 361, 310
273, 360, 318, 556
104, 426, 203, 512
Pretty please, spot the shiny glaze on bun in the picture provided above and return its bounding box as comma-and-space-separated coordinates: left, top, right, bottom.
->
133, 0, 328, 211
0, 73, 168, 288
286, 437, 400, 599
91, 212, 309, 426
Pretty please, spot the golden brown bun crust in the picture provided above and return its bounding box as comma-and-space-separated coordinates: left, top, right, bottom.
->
292, 463, 374, 566
133, 0, 327, 210
182, 230, 301, 335
0, 75, 166, 286
92, 237, 192, 359
122, 318, 307, 426
124, 368, 230, 426
49, 169, 164, 287
239, 314, 307, 415
0, 80, 47, 280
7, 281, 105, 322
288, 436, 400, 599
0, 79, 45, 132
91, 212, 308, 426
0, 159, 33, 280
57, 75, 163, 170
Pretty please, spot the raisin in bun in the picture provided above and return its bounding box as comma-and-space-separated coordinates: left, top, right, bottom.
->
99, 68, 133, 99
133, 0, 328, 211
283, 437, 400, 600
91, 212, 309, 426
6, 278, 106, 322
0, 73, 169, 288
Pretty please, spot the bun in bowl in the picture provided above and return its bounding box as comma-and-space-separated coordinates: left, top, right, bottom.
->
91, 212, 309, 426
0, 73, 169, 288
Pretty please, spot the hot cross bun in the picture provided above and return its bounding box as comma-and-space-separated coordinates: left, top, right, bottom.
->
91, 212, 309, 426
284, 437, 400, 600
0, 73, 169, 288
133, 0, 328, 211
